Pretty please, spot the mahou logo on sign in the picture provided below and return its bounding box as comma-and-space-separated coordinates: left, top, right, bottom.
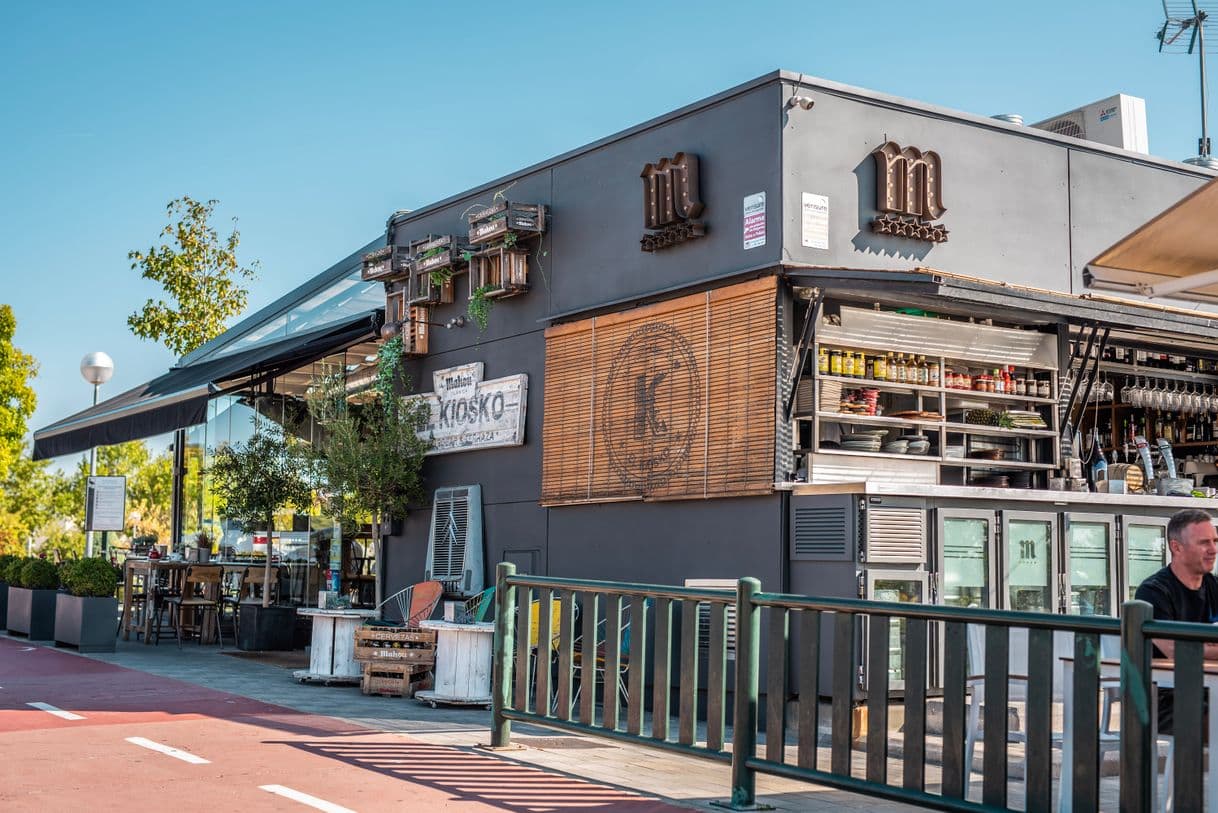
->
870, 141, 949, 243
640, 152, 706, 252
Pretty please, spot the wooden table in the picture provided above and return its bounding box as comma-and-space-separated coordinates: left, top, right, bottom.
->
118, 559, 188, 643
293, 608, 378, 684
415, 620, 494, 708
1060, 655, 1218, 812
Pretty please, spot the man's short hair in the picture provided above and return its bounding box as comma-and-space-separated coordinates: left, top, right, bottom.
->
1168, 508, 1215, 544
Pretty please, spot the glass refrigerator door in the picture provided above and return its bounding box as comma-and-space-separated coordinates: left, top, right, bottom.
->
939, 511, 995, 609
1123, 517, 1167, 601
1066, 516, 1116, 616
1003, 513, 1056, 613
867, 571, 928, 690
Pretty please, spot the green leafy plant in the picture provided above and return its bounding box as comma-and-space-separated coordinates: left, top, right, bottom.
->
210, 427, 312, 607
428, 267, 453, 286
61, 557, 119, 598
19, 557, 59, 590
0, 553, 21, 583
502, 231, 518, 248
304, 344, 431, 607
468, 285, 495, 331
127, 196, 259, 357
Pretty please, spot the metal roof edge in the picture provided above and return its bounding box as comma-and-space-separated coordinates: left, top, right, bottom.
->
388, 71, 786, 230
777, 70, 1218, 177
177, 234, 386, 366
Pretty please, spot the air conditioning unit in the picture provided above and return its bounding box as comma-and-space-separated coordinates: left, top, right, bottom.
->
425, 485, 484, 598
1029, 93, 1149, 154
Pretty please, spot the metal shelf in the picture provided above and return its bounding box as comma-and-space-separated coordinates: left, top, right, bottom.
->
813, 447, 942, 462
942, 422, 1057, 438
817, 374, 940, 395
816, 411, 944, 429
943, 390, 1057, 406
940, 458, 1056, 470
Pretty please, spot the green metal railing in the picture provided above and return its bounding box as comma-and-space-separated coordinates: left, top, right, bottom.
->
490, 562, 1216, 812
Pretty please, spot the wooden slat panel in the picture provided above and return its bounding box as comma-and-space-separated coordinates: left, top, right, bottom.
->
797, 609, 820, 770
542, 277, 777, 504
902, 618, 927, 791
765, 606, 788, 763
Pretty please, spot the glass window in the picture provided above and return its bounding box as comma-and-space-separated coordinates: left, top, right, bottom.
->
1069, 522, 1111, 616
943, 517, 990, 608
1126, 522, 1167, 600
1007, 519, 1053, 612
871, 577, 924, 684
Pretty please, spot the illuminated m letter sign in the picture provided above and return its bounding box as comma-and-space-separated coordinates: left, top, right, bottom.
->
870, 141, 949, 243
640, 152, 706, 252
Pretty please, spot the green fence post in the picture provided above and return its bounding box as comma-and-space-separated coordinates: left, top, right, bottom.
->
729, 577, 762, 808
1119, 599, 1154, 813
491, 561, 517, 748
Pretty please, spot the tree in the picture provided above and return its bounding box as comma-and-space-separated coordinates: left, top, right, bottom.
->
0, 305, 37, 480
128, 196, 259, 357
210, 428, 312, 607
305, 336, 431, 607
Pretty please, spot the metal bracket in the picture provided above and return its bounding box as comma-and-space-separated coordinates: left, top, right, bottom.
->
783, 288, 825, 422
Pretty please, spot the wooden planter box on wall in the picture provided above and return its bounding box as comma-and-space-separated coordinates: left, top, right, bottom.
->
408, 235, 467, 306
467, 201, 548, 245
469, 244, 529, 299
541, 276, 778, 505
361, 244, 412, 282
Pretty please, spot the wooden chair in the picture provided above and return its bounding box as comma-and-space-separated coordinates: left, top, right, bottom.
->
166, 565, 225, 648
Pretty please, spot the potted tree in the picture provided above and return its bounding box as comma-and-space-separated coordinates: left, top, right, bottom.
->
7, 557, 60, 640
0, 553, 19, 629
55, 557, 119, 652
305, 335, 430, 609
210, 426, 312, 650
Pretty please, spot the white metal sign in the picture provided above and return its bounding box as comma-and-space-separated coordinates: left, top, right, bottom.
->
743, 192, 766, 249
408, 363, 527, 455
801, 192, 829, 249
86, 475, 126, 532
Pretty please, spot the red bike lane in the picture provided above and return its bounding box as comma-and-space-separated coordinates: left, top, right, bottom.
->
0, 637, 684, 812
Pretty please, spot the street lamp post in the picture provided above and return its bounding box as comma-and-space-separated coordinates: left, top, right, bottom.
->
80, 352, 114, 558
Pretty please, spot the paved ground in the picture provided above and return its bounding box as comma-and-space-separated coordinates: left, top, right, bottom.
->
0, 632, 937, 811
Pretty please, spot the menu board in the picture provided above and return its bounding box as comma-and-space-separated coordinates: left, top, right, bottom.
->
85, 476, 126, 532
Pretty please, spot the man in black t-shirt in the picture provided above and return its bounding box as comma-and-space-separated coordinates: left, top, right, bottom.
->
1133, 508, 1218, 734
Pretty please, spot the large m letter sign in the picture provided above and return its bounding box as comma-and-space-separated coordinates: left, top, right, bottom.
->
870, 141, 949, 243
640, 152, 706, 252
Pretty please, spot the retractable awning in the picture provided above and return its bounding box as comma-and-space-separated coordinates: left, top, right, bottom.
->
1085, 176, 1218, 302
783, 265, 1218, 341
32, 310, 382, 461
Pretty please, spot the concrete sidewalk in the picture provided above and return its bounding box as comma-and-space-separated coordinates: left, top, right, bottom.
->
22, 634, 924, 811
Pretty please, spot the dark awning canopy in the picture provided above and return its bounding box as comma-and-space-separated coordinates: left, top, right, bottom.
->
33, 310, 383, 461
783, 265, 1218, 342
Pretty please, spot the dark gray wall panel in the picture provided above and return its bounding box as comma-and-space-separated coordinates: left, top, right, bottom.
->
549, 83, 783, 315
546, 495, 784, 589
1066, 149, 1209, 295
781, 84, 1071, 292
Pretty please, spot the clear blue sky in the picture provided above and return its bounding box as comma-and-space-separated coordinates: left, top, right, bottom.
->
0, 1, 1208, 467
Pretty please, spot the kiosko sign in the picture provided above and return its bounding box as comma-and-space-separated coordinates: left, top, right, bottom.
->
409, 363, 527, 455
870, 141, 949, 243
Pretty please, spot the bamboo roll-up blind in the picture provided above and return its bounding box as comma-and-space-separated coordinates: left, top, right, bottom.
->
541, 276, 777, 505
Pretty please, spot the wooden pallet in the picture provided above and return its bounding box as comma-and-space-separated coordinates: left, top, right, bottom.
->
353, 626, 437, 666
361, 663, 431, 697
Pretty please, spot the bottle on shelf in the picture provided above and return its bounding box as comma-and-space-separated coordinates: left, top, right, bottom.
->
917, 355, 929, 385
928, 359, 940, 387
872, 353, 886, 380
830, 348, 842, 376
895, 353, 907, 384
843, 351, 854, 378
817, 347, 829, 375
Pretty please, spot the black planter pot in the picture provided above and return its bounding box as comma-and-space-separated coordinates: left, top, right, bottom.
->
54, 594, 118, 652
237, 604, 296, 651
7, 586, 58, 640
0, 580, 8, 629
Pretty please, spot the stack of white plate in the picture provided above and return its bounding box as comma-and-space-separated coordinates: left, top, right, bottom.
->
842, 434, 882, 453
944, 445, 966, 459
881, 439, 910, 454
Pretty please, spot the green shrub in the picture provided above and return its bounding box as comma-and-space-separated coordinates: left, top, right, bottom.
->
62, 557, 119, 598
0, 554, 19, 584
19, 558, 60, 590
3, 556, 30, 585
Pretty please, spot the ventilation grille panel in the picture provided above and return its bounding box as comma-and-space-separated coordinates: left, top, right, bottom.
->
429, 489, 470, 580
792, 505, 850, 560
685, 579, 737, 661
865, 505, 927, 564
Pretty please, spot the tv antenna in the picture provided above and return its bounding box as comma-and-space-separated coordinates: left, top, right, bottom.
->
1157, 1, 1218, 166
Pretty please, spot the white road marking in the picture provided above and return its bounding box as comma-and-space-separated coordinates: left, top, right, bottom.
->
26, 702, 84, 720
125, 737, 210, 764
259, 785, 356, 813
17, 647, 35, 652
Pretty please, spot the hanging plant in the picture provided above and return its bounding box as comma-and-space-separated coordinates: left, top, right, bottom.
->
428, 266, 453, 287
468, 285, 495, 331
